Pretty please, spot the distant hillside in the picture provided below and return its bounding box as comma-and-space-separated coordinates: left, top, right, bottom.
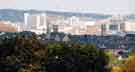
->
45, 10, 111, 20
0, 9, 43, 22
0, 9, 113, 22
126, 14, 135, 20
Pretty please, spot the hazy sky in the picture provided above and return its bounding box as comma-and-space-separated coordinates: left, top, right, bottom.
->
0, 0, 134, 14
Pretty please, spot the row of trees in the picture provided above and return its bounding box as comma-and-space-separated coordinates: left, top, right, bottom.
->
0, 32, 109, 72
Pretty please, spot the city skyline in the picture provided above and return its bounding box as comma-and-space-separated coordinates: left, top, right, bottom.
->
0, 0, 134, 14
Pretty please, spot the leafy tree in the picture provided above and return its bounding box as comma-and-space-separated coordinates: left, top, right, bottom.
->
111, 66, 124, 72
0, 32, 109, 72
0, 33, 18, 72
107, 51, 125, 67
46, 43, 109, 72
123, 54, 135, 72
0, 32, 48, 72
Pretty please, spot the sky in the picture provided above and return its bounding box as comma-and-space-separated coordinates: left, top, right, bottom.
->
0, 0, 134, 14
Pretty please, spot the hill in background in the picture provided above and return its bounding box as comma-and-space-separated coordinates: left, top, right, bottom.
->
0, 9, 111, 22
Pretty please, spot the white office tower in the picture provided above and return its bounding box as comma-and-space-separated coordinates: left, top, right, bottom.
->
101, 15, 126, 36
24, 13, 47, 34
56, 16, 96, 35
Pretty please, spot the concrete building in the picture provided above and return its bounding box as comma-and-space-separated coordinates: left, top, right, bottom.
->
98, 16, 135, 36
125, 21, 135, 32
86, 23, 101, 35
47, 15, 96, 35
24, 12, 135, 36
98, 16, 126, 36
24, 13, 47, 34
24, 12, 100, 35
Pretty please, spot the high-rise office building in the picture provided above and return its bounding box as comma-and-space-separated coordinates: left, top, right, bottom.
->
23, 12, 135, 35
24, 13, 47, 34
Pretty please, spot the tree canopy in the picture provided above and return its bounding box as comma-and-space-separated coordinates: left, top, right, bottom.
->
0, 32, 109, 72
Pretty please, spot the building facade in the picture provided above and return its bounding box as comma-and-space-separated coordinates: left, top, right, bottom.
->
98, 16, 126, 36
24, 13, 97, 35
24, 13, 47, 34
23, 12, 135, 35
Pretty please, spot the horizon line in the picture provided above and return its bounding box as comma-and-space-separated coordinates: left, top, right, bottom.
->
0, 8, 134, 15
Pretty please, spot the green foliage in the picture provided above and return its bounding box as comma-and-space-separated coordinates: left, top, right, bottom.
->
123, 54, 135, 72
0, 32, 109, 72
46, 43, 109, 72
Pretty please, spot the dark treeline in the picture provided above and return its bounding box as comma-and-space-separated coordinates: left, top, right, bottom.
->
0, 31, 109, 72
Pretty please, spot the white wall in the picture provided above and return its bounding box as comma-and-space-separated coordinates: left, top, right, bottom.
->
125, 21, 135, 32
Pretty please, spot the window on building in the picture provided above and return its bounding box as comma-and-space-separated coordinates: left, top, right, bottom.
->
101, 24, 106, 31
109, 24, 118, 31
